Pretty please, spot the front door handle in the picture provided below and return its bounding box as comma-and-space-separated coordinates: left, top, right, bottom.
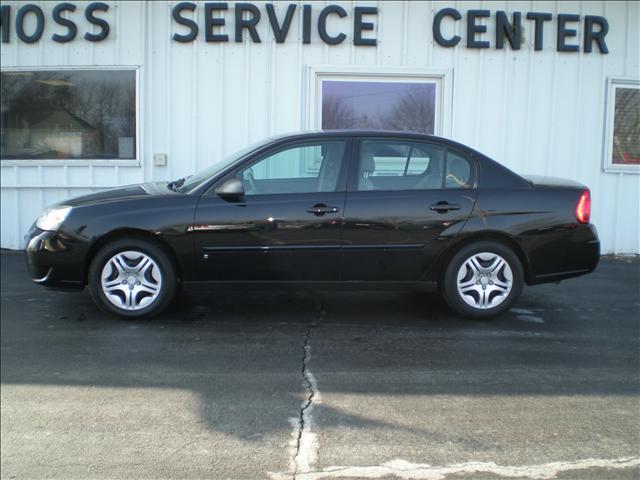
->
307, 204, 340, 216
430, 201, 461, 213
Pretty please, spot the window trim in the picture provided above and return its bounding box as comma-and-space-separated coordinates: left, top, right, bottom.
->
603, 77, 640, 174
0, 65, 141, 167
304, 65, 453, 137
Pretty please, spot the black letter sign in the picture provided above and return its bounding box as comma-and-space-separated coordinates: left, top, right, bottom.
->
433, 8, 461, 47
0, 5, 10, 43
235, 3, 261, 43
173, 2, 198, 42
496, 11, 521, 49
204, 3, 228, 42
526, 12, 552, 51
16, 4, 45, 43
557, 14, 580, 52
52, 3, 77, 43
318, 5, 347, 45
265, 3, 296, 43
584, 15, 609, 54
467, 10, 490, 48
302, 4, 311, 44
84, 2, 109, 42
353, 6, 377, 46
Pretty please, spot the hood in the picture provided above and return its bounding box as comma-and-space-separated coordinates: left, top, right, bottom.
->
62, 182, 179, 207
521, 175, 586, 189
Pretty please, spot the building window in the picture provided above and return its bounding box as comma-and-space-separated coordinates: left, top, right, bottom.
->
604, 78, 640, 173
322, 81, 437, 134
307, 67, 452, 137
0, 69, 137, 162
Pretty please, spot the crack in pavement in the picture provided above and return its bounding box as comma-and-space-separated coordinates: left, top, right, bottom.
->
291, 299, 325, 479
293, 323, 317, 479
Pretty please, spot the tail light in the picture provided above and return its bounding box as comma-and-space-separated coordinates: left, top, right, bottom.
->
575, 189, 591, 224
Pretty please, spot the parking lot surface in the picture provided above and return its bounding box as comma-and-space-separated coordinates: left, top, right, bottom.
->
1, 252, 639, 480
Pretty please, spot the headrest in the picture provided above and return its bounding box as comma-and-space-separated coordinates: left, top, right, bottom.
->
323, 143, 340, 165
446, 157, 470, 187
449, 157, 468, 177
360, 145, 376, 173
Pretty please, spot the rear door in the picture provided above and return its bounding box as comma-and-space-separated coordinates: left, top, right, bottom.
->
340, 137, 478, 281
192, 138, 349, 281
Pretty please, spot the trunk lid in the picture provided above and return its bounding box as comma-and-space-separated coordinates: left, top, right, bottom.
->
522, 175, 585, 189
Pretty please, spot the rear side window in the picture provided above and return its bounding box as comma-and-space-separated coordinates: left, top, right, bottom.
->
356, 139, 446, 191
445, 151, 474, 189
366, 143, 431, 177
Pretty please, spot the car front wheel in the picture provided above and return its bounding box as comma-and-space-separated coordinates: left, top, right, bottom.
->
88, 238, 177, 319
442, 241, 524, 319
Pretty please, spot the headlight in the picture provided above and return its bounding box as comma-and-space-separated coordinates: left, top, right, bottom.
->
36, 206, 72, 231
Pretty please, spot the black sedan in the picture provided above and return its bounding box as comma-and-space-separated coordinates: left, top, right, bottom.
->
25, 131, 600, 319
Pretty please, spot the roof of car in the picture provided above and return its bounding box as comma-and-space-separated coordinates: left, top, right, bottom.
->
286, 129, 436, 137
276, 130, 479, 155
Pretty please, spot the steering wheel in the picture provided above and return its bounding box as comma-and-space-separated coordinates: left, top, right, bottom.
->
243, 167, 258, 194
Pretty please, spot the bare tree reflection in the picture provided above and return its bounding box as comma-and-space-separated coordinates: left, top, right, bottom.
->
322, 96, 356, 129
612, 88, 640, 165
1, 71, 135, 160
321, 83, 435, 134
385, 86, 435, 134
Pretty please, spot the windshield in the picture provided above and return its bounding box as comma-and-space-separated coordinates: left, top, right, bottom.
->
176, 136, 281, 193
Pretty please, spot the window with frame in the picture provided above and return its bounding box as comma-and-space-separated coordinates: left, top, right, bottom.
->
235, 140, 346, 195
357, 140, 474, 191
321, 79, 438, 134
0, 69, 137, 161
604, 79, 640, 172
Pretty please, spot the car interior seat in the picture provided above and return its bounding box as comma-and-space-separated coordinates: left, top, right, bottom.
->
358, 144, 376, 191
414, 154, 444, 190
318, 143, 344, 192
446, 156, 471, 188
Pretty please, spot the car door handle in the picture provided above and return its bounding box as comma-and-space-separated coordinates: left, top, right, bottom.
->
430, 201, 461, 213
306, 204, 340, 215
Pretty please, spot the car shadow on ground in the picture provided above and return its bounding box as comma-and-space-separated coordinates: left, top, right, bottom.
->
1, 253, 639, 444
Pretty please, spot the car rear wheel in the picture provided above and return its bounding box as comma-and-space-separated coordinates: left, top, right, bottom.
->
88, 238, 177, 319
441, 241, 524, 319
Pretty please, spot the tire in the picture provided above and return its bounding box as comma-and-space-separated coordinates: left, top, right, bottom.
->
88, 238, 177, 319
441, 241, 524, 320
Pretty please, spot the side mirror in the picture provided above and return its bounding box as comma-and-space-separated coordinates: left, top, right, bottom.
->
215, 178, 245, 197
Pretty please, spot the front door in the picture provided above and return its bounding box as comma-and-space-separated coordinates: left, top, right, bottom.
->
341, 138, 478, 281
192, 138, 349, 281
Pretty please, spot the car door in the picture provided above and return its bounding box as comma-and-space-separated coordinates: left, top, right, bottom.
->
192, 138, 349, 281
340, 137, 478, 281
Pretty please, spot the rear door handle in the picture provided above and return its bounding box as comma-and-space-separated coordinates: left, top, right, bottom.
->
307, 204, 340, 216
430, 201, 461, 213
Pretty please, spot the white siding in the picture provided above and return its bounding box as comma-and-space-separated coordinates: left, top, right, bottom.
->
1, 0, 639, 252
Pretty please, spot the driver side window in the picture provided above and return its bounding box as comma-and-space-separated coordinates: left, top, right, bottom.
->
236, 141, 346, 195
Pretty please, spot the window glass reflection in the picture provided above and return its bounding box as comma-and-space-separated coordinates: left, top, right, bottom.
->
322, 80, 436, 134
612, 87, 640, 165
1, 70, 136, 160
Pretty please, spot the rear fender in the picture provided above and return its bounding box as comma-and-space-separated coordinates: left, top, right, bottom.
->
448, 188, 598, 283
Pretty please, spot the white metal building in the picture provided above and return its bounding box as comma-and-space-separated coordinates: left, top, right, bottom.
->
1, 1, 638, 253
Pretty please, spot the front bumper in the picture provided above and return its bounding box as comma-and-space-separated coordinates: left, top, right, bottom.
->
25, 225, 86, 290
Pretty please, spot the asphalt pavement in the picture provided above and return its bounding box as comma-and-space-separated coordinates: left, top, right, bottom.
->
1, 252, 639, 480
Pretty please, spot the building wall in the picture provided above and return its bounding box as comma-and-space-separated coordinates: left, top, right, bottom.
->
1, 0, 639, 253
